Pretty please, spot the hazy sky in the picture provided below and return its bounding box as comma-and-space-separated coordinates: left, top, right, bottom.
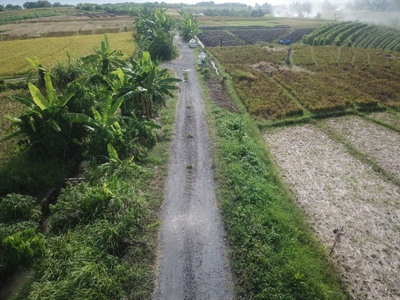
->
0, 0, 296, 8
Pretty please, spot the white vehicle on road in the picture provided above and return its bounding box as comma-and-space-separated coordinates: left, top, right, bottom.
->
189, 38, 197, 48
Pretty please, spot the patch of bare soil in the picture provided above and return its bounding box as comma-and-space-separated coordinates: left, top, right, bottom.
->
265, 124, 400, 300
368, 112, 400, 130
205, 76, 237, 113
324, 116, 400, 182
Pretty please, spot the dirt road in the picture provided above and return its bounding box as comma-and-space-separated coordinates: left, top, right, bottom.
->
154, 37, 233, 300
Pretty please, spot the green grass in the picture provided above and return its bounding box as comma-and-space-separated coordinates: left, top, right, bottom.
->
201, 67, 348, 299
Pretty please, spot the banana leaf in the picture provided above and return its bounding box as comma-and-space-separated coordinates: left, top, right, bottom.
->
28, 83, 49, 110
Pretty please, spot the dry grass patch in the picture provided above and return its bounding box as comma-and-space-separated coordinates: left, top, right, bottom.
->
265, 124, 400, 300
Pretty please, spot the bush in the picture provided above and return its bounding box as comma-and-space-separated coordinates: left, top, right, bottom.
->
0, 193, 41, 223
1, 228, 46, 270
0, 155, 74, 197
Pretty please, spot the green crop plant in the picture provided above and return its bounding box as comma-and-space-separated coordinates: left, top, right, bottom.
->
1, 228, 46, 270
81, 35, 125, 76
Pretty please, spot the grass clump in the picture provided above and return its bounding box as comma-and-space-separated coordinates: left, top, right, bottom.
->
209, 107, 348, 299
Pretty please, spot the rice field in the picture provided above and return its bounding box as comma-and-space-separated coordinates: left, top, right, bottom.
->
0, 32, 136, 77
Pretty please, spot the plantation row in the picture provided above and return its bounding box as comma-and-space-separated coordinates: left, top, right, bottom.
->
209, 44, 400, 119
303, 21, 400, 51
197, 27, 314, 47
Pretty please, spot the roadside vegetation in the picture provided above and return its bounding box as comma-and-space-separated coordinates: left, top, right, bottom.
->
0, 25, 179, 298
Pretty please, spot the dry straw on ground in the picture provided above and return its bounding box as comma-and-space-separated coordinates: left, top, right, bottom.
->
324, 116, 400, 181
265, 123, 400, 300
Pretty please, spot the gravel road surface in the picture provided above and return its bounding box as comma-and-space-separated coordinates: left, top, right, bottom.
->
154, 36, 233, 300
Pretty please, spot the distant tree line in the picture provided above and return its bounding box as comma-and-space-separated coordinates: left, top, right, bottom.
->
23, 1, 72, 9
0, 1, 73, 10
287, 1, 313, 17
0, 4, 22, 11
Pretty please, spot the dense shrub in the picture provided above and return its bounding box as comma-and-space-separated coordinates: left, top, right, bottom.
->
0, 193, 41, 223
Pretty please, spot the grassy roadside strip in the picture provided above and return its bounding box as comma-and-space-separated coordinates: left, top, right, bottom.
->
13, 96, 176, 300
199, 70, 349, 298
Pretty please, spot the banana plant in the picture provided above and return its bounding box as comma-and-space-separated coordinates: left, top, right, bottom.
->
3, 67, 76, 158
81, 35, 124, 76
63, 92, 125, 157
122, 51, 180, 119
177, 10, 201, 41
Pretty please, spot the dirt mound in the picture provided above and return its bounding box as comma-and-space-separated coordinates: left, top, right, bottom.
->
251, 62, 278, 74
279, 65, 314, 74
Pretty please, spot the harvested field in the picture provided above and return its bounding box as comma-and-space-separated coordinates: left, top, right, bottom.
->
0, 15, 134, 39
265, 124, 400, 300
324, 116, 400, 182
369, 112, 400, 131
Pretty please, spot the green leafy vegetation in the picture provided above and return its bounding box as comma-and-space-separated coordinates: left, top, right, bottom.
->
0, 32, 178, 298
2, 228, 46, 271
177, 10, 201, 41
132, 6, 176, 60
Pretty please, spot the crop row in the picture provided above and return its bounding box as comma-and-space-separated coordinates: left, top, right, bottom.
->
226, 64, 303, 119
303, 22, 400, 51
209, 44, 400, 119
